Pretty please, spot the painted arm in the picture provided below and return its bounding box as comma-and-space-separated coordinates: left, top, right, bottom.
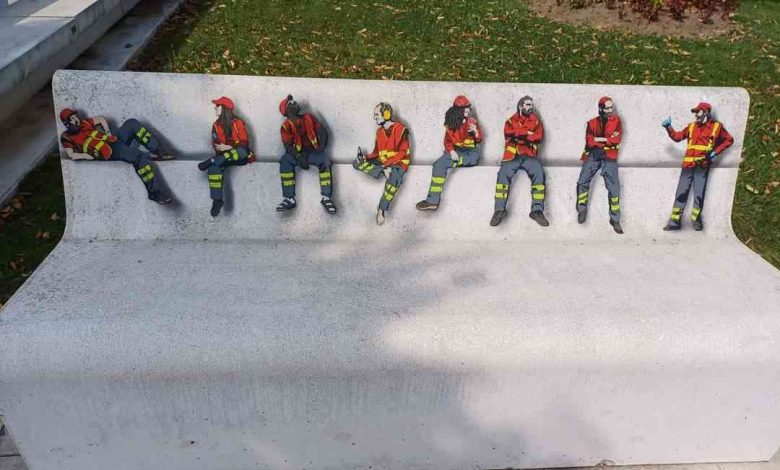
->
443, 128, 455, 152
607, 119, 622, 145
712, 124, 734, 157
665, 125, 687, 142
234, 119, 249, 148
63, 147, 94, 161
585, 121, 603, 148
526, 120, 543, 143
383, 129, 410, 167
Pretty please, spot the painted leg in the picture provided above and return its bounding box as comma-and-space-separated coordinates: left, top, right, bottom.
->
309, 152, 336, 214
603, 160, 623, 233
279, 153, 297, 199
425, 153, 454, 205
576, 157, 602, 223
665, 167, 694, 230
520, 157, 548, 226
491, 159, 520, 226
355, 159, 385, 179
690, 166, 710, 231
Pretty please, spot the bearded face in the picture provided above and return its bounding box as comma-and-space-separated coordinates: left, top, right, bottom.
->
373, 106, 385, 126
696, 109, 709, 124
601, 100, 614, 118
520, 100, 534, 116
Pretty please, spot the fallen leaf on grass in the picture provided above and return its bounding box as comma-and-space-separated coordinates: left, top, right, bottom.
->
745, 184, 759, 194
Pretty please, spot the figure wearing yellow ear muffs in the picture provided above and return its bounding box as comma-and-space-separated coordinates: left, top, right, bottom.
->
353, 102, 412, 226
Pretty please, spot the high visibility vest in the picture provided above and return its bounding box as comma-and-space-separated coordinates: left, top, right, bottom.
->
446, 121, 478, 149
683, 121, 721, 165
282, 114, 319, 152
375, 122, 410, 168
62, 125, 116, 159
212, 119, 247, 147
503, 114, 542, 160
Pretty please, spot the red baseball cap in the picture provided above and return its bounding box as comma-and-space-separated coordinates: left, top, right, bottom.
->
59, 108, 77, 123
279, 95, 293, 115
212, 96, 235, 110
691, 102, 712, 113
598, 96, 613, 107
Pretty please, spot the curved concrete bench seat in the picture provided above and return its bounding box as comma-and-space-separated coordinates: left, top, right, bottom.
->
1, 70, 779, 470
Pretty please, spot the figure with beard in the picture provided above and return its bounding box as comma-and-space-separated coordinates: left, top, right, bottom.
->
662, 102, 733, 231
490, 96, 548, 227
353, 102, 411, 226
576, 96, 624, 234
416, 95, 482, 211
275, 95, 335, 214
58, 108, 173, 204
198, 97, 255, 217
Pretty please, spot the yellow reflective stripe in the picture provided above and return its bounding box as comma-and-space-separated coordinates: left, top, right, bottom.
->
280, 172, 295, 178
610, 197, 620, 202
691, 207, 701, 220
672, 207, 682, 213
610, 205, 620, 211
687, 145, 710, 151
385, 185, 398, 194
400, 159, 410, 165
430, 186, 443, 193
319, 171, 331, 178
432, 177, 446, 184
138, 165, 152, 175
231, 149, 239, 160
209, 182, 221, 188
383, 192, 395, 201
688, 123, 695, 139
495, 193, 508, 199
320, 180, 331, 186
208, 174, 222, 181
531, 184, 545, 191
670, 212, 681, 220
532, 193, 545, 200
282, 181, 295, 186
505, 145, 517, 154
496, 183, 509, 190
94, 140, 106, 152
295, 143, 302, 152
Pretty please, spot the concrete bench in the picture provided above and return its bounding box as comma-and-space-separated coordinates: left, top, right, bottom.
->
0, 70, 778, 470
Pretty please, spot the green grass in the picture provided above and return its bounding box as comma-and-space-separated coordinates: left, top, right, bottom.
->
0, 154, 65, 306
1, 0, 778, 303
132, 0, 778, 265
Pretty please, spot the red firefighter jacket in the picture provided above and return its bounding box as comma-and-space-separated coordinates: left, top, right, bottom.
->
503, 113, 543, 160
213, 117, 254, 162
280, 113, 322, 153
367, 122, 411, 170
444, 118, 482, 151
60, 118, 117, 160
666, 120, 734, 168
582, 115, 622, 161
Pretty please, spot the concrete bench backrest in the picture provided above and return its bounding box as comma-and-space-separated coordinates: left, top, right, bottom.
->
52, 70, 749, 242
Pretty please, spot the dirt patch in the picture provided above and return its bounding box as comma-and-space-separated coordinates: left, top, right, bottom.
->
525, 0, 741, 39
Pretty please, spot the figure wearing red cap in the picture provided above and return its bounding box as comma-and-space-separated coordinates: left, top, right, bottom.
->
352, 102, 412, 226
58, 108, 174, 204
197, 97, 255, 217
661, 102, 734, 231
576, 96, 624, 234
415, 95, 482, 211
275, 95, 335, 214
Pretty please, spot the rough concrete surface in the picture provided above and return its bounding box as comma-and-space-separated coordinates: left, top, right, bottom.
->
1, 73, 778, 470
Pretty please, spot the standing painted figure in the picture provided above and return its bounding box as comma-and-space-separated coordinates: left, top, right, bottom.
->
353, 102, 411, 226
198, 97, 255, 217
59, 109, 173, 204
276, 95, 336, 214
576, 96, 624, 234
416, 95, 482, 211
662, 102, 733, 231
490, 96, 548, 227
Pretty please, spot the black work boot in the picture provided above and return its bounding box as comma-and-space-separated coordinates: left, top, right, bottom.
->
610, 220, 624, 234
490, 210, 507, 227
416, 200, 439, 211
529, 210, 549, 227
577, 208, 587, 224
663, 222, 681, 231
210, 199, 223, 217
198, 158, 214, 171
692, 215, 704, 231
148, 189, 172, 204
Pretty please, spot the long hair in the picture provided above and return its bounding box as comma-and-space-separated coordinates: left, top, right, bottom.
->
444, 105, 466, 131
218, 106, 235, 141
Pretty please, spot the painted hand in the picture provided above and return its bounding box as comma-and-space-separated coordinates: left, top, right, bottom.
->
662, 117, 672, 128
383, 166, 392, 179
449, 150, 459, 161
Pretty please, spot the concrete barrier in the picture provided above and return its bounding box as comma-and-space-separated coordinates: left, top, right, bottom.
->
0, 70, 778, 470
